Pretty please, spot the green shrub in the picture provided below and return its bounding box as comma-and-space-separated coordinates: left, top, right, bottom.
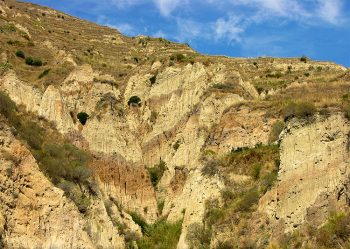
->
344, 104, 350, 120
0, 62, 12, 72
33, 59, 43, 66
170, 53, 185, 63
25, 57, 42, 66
157, 199, 165, 214
283, 102, 316, 121
15, 50, 25, 59
150, 75, 157, 85
211, 83, 234, 91
317, 213, 350, 247
128, 96, 141, 106
235, 187, 260, 212
129, 211, 148, 233
0, 91, 16, 118
268, 120, 285, 143
173, 140, 181, 151
186, 223, 211, 249
205, 206, 225, 226
77, 112, 89, 125
38, 69, 51, 79
138, 219, 182, 249
25, 57, 34, 65
250, 164, 262, 180
147, 160, 166, 187
300, 56, 308, 63
201, 159, 220, 176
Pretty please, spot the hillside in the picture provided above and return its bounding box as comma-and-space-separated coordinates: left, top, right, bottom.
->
0, 0, 350, 249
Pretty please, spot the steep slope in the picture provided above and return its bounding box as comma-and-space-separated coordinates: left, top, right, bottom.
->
0, 0, 349, 249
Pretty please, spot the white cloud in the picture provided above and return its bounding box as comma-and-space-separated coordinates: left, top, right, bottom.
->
153, 0, 186, 16
317, 0, 343, 25
106, 23, 135, 35
225, 0, 343, 25
214, 15, 244, 42
110, 0, 142, 9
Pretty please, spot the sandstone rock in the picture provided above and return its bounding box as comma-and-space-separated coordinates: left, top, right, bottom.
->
260, 115, 350, 231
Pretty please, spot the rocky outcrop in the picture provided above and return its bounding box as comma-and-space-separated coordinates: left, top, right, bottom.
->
39, 86, 75, 134
260, 114, 350, 231
0, 71, 42, 113
90, 157, 158, 223
0, 121, 126, 249
0, 123, 93, 248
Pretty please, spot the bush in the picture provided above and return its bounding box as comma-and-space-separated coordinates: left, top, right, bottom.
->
317, 213, 350, 247
250, 164, 262, 180
282, 102, 316, 121
344, 104, 350, 120
129, 211, 148, 233
77, 112, 89, 125
0, 91, 17, 119
150, 75, 157, 85
268, 120, 284, 143
201, 159, 220, 176
147, 160, 166, 187
128, 96, 141, 106
300, 56, 308, 63
186, 223, 211, 249
173, 140, 181, 151
25, 57, 42, 66
33, 59, 43, 66
235, 187, 260, 212
170, 53, 185, 63
137, 219, 182, 249
15, 50, 25, 59
25, 57, 34, 65
38, 69, 51, 79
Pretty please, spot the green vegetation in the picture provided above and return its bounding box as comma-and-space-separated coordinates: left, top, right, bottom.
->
300, 56, 308, 63
147, 160, 166, 187
173, 140, 181, 151
316, 212, 350, 248
127, 210, 182, 249
274, 212, 350, 249
170, 53, 195, 64
38, 68, 51, 79
1, 23, 16, 32
128, 95, 142, 106
170, 53, 185, 62
129, 211, 148, 233
0, 62, 12, 72
187, 222, 212, 249
77, 112, 89, 125
282, 101, 316, 121
198, 144, 280, 247
268, 120, 285, 143
344, 104, 350, 120
25, 56, 43, 66
0, 91, 93, 213
211, 83, 235, 91
15, 50, 25, 59
150, 74, 157, 85
137, 219, 183, 249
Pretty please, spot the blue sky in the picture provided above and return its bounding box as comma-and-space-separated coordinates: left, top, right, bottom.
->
23, 0, 350, 66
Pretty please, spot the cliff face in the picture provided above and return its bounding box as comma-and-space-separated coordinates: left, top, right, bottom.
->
0, 122, 125, 249
0, 0, 349, 248
260, 115, 350, 231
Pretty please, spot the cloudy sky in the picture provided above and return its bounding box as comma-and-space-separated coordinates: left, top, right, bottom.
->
24, 0, 350, 66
